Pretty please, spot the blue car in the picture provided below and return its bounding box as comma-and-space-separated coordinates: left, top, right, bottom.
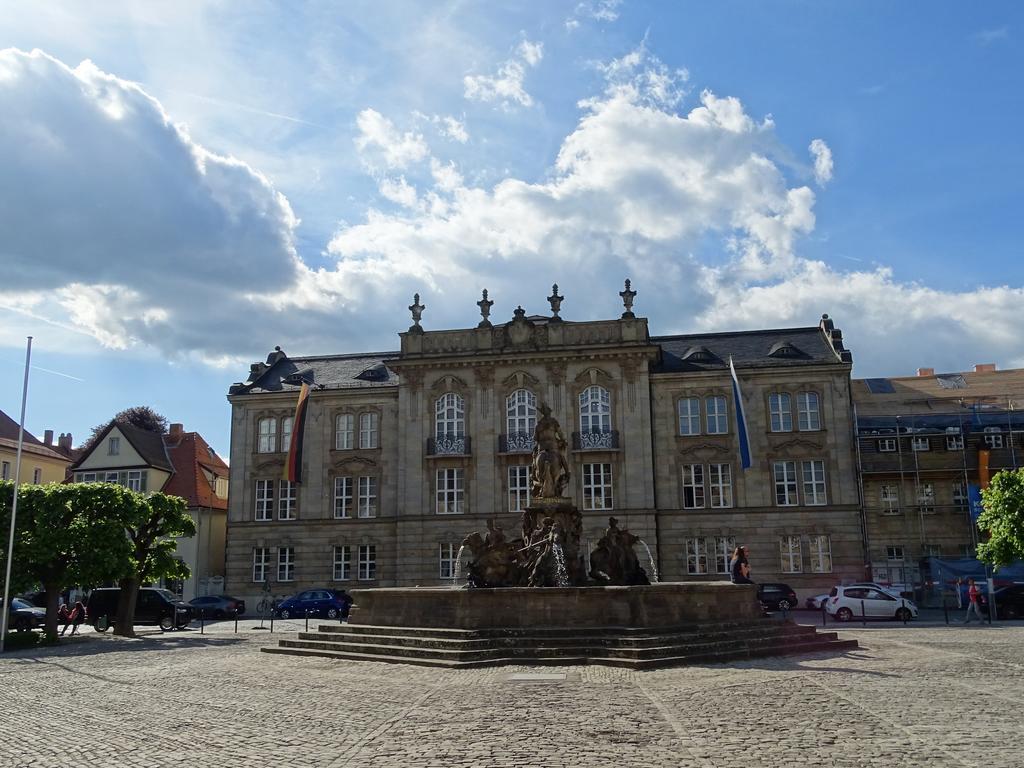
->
273, 589, 351, 620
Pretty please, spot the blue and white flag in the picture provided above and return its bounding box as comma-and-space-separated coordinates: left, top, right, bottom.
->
730, 356, 752, 470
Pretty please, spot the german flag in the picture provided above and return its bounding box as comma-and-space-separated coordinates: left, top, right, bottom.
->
284, 382, 310, 483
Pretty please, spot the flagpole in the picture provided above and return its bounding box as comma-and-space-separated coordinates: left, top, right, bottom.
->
1, 336, 33, 653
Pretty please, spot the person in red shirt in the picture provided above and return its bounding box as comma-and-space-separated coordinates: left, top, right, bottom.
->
57, 603, 72, 636
964, 578, 985, 624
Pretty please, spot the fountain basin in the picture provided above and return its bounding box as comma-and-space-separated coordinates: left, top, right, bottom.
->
347, 582, 761, 630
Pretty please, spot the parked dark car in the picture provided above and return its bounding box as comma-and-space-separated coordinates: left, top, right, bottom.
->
189, 595, 246, 619
273, 589, 352, 620
19, 590, 48, 608
995, 585, 1024, 620
758, 583, 798, 611
86, 587, 191, 632
7, 598, 45, 632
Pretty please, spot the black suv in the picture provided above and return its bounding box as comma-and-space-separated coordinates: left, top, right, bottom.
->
758, 583, 799, 611
87, 587, 192, 632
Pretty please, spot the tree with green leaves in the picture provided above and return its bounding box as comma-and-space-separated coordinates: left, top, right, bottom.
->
113, 492, 195, 637
978, 468, 1024, 568
0, 482, 135, 638
85, 405, 169, 452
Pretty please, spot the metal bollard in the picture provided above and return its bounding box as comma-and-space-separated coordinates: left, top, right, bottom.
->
821, 604, 827, 626
234, 613, 239, 633
270, 612, 274, 633
902, 604, 908, 626
861, 599, 866, 627
305, 610, 309, 632
200, 609, 205, 635
944, 599, 949, 625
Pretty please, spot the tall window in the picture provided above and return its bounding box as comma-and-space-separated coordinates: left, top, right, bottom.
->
687, 536, 736, 575
769, 393, 792, 432
435, 393, 465, 438
1, 461, 9, 481
335, 414, 354, 450
709, 464, 733, 508
946, 432, 964, 451
917, 483, 935, 513
359, 412, 379, 449
257, 417, 277, 453
880, 484, 900, 514
277, 547, 295, 582
579, 385, 611, 433
508, 465, 530, 512
255, 480, 274, 521
681, 464, 705, 509
773, 461, 798, 506
358, 545, 376, 580
108, 436, 120, 455
705, 396, 728, 435
953, 482, 968, 509
358, 476, 377, 518
506, 389, 537, 435
780, 536, 802, 573
797, 392, 820, 431
984, 427, 1004, 449
436, 468, 465, 514
439, 543, 458, 579
252, 548, 268, 582
809, 535, 832, 573
685, 538, 709, 574
281, 416, 294, 453
911, 437, 930, 452
582, 463, 613, 510
278, 481, 297, 520
712, 536, 736, 574
32, 468, 42, 484
333, 545, 351, 580
678, 398, 700, 436
126, 470, 146, 492
334, 477, 353, 519
802, 460, 827, 505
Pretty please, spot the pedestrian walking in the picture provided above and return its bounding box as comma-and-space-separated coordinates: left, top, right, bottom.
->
730, 546, 754, 585
58, 603, 72, 636
69, 601, 87, 635
964, 578, 985, 624
954, 577, 963, 609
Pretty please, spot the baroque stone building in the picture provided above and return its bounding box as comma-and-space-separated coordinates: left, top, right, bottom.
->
224, 286, 863, 606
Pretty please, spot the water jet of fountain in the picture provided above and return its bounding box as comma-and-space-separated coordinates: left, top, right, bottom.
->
637, 539, 659, 582
552, 543, 570, 587
452, 544, 467, 588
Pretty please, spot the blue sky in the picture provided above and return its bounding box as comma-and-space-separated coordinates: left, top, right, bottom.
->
1, 1, 1021, 456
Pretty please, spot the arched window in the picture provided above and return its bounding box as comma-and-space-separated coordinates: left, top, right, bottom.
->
506, 389, 537, 436
579, 385, 611, 433
435, 393, 465, 439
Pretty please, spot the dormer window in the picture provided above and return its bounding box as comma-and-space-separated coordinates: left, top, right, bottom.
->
768, 341, 804, 359
356, 363, 390, 382
682, 346, 719, 364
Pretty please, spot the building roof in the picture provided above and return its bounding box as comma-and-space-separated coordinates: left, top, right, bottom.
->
652, 326, 844, 373
0, 409, 69, 462
163, 430, 229, 510
232, 351, 400, 395
853, 368, 1024, 416
70, 421, 175, 473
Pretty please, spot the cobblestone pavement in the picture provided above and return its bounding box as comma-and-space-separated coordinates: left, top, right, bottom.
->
2, 619, 1022, 768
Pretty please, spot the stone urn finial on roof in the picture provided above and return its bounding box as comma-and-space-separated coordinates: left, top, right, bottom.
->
619, 279, 637, 319
477, 289, 494, 328
547, 284, 564, 321
408, 293, 425, 333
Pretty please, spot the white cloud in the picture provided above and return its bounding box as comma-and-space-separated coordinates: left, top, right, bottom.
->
440, 115, 469, 143
566, 0, 623, 30
972, 26, 1009, 46
809, 138, 833, 186
463, 39, 544, 108
354, 108, 429, 169
378, 176, 418, 208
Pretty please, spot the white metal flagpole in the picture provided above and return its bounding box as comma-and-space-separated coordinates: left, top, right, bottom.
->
1, 336, 33, 653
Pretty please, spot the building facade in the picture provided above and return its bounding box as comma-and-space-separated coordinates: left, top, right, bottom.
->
853, 366, 1024, 590
0, 409, 72, 485
224, 288, 863, 607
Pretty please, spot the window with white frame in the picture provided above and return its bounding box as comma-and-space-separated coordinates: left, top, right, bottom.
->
886, 545, 905, 561
801, 460, 827, 506
713, 536, 736, 574
439, 543, 457, 579
359, 412, 379, 449
105, 471, 120, 484
685, 537, 709, 574
769, 393, 792, 432
877, 438, 897, 452
358, 544, 376, 580
79, 472, 97, 482
797, 392, 821, 431
953, 482, 968, 509
917, 483, 935, 513
579, 385, 611, 433
678, 397, 700, 436
508, 465, 530, 513
334, 477, 353, 519
279, 481, 297, 520
984, 427, 1004, 449
255, 480, 274, 521
257, 417, 277, 453
780, 535, 802, 573
108, 436, 120, 455
32, 468, 42, 484
357, 476, 377, 518
333, 545, 351, 580
880, 484, 900, 514
281, 416, 294, 453
436, 468, 465, 514
681, 464, 705, 509
911, 436, 930, 452
946, 431, 964, 451
335, 414, 354, 450
773, 461, 798, 506
709, 464, 733, 508
435, 393, 465, 439
582, 463, 613, 510
506, 389, 537, 436
808, 535, 832, 572
126, 470, 145, 492
252, 547, 268, 582
277, 547, 295, 582
705, 396, 728, 435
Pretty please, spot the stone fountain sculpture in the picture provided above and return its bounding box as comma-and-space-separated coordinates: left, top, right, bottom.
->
461, 403, 647, 587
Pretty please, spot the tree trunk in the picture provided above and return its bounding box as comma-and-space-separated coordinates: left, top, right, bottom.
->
113, 577, 140, 637
43, 582, 61, 640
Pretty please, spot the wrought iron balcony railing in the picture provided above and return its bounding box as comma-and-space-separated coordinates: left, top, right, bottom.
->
572, 429, 619, 451
498, 432, 535, 454
427, 434, 471, 456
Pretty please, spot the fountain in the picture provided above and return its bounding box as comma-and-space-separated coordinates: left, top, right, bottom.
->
264, 404, 858, 667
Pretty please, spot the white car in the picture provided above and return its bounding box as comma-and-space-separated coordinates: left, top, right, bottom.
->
826, 586, 918, 622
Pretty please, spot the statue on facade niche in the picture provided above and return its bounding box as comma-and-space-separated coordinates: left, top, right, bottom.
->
530, 402, 570, 499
